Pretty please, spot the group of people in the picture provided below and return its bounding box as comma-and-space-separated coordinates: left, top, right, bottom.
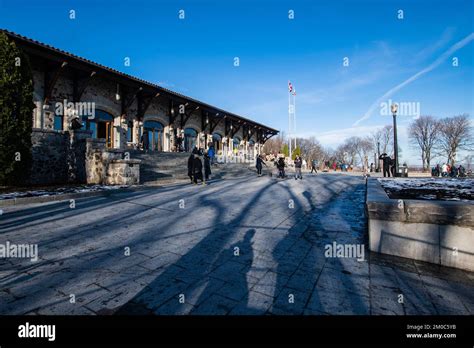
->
432, 163, 467, 178
187, 147, 212, 185
258, 155, 305, 180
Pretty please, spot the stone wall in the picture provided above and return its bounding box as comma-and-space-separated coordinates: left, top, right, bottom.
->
106, 159, 141, 185
68, 130, 92, 183
30, 129, 69, 185
86, 138, 140, 185
29, 129, 94, 186
367, 178, 474, 272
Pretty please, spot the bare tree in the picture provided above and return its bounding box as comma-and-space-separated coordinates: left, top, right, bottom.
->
371, 125, 392, 154
438, 114, 473, 166
337, 137, 359, 166
355, 137, 374, 170
262, 131, 285, 154
298, 137, 326, 161
464, 154, 473, 171
408, 115, 441, 171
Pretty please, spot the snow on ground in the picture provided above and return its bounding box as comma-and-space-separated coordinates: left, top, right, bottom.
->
378, 178, 473, 201
0, 185, 130, 200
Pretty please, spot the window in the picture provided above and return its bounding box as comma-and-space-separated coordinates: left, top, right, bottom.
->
81, 110, 115, 147
184, 128, 198, 152
233, 137, 241, 148
144, 120, 164, 151
127, 121, 134, 142
54, 114, 63, 131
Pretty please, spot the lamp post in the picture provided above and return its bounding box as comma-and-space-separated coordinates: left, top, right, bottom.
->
376, 141, 380, 172
391, 103, 399, 177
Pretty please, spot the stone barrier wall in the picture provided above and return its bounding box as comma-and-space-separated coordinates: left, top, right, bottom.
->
86, 139, 140, 185
30, 129, 69, 185
366, 178, 474, 272
29, 129, 139, 186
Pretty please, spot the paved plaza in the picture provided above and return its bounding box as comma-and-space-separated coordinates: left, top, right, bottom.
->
1, 174, 473, 315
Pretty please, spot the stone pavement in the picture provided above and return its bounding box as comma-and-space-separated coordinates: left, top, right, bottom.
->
1, 173, 473, 315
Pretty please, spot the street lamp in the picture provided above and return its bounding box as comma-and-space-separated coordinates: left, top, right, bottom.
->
391, 103, 399, 177
376, 141, 380, 172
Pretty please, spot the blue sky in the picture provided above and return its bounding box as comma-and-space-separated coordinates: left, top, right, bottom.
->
1, 0, 473, 164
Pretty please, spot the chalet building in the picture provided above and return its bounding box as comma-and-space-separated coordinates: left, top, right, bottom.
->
4, 30, 278, 162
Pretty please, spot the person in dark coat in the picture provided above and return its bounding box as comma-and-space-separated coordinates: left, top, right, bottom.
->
256, 155, 267, 177
379, 153, 391, 177
193, 155, 204, 184
450, 165, 458, 178
187, 153, 194, 183
277, 157, 286, 178
204, 152, 212, 181
294, 156, 302, 180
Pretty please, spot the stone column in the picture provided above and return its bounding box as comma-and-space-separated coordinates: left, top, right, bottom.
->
68, 129, 93, 183
133, 119, 140, 146
85, 138, 107, 184
222, 136, 228, 163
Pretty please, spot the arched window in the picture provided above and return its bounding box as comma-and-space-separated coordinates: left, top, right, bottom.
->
184, 128, 198, 152
144, 120, 164, 151
233, 137, 241, 149
212, 133, 222, 151
82, 109, 115, 148
248, 139, 256, 159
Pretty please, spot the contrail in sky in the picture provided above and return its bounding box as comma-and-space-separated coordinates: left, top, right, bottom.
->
354, 32, 474, 126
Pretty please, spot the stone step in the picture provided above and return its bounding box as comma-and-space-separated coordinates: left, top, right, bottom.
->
133, 151, 255, 184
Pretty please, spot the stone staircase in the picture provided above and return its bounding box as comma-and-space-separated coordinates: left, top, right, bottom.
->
129, 150, 257, 185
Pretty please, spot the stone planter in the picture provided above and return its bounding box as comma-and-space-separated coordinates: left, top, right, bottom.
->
366, 178, 474, 271
105, 159, 141, 185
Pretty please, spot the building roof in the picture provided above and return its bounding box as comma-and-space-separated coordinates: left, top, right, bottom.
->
1, 29, 278, 134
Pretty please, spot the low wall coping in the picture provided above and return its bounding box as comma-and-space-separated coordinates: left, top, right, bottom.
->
367, 178, 474, 227
110, 159, 141, 164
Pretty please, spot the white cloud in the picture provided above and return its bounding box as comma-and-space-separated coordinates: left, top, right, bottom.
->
299, 125, 384, 147
354, 32, 474, 126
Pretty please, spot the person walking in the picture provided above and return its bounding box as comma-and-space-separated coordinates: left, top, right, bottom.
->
310, 159, 318, 174
294, 156, 303, 180
193, 154, 204, 185
187, 153, 195, 184
256, 154, 267, 177
277, 157, 286, 178
204, 152, 212, 182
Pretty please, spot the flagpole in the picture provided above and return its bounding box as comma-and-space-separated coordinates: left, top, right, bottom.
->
293, 91, 296, 150
288, 85, 292, 159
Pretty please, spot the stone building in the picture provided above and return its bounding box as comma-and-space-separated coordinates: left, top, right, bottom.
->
3, 30, 278, 185
4, 30, 278, 164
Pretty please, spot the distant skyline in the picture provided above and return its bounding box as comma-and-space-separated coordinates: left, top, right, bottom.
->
1, 0, 472, 164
